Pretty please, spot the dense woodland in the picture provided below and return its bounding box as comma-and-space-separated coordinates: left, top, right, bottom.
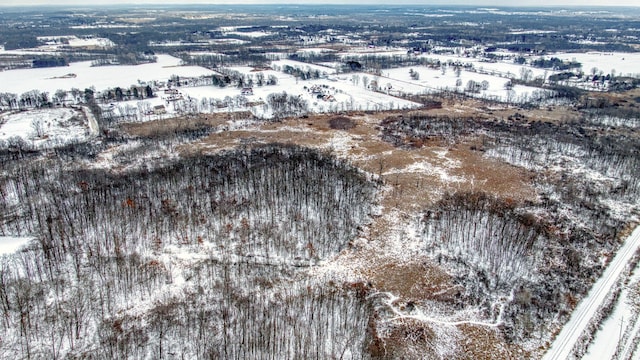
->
0, 145, 377, 358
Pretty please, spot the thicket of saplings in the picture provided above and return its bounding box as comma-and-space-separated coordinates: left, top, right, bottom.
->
383, 112, 638, 342
0, 145, 377, 359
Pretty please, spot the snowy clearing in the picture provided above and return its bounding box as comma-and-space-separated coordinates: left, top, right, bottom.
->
418, 53, 547, 77
272, 59, 338, 75
37, 35, 115, 48
225, 31, 274, 38
0, 108, 90, 148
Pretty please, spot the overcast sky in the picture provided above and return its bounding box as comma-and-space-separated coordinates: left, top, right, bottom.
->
0, 0, 638, 7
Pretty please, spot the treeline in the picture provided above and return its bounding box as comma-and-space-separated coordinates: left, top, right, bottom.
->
0, 145, 377, 358
98, 85, 154, 102
202, 68, 279, 89
278, 64, 325, 80
32, 56, 67, 68
0, 90, 54, 110
267, 92, 309, 120
531, 57, 581, 71
339, 55, 445, 73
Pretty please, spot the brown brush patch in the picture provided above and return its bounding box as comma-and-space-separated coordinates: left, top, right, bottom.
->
168, 89, 640, 360
456, 324, 529, 360
121, 112, 254, 137
329, 116, 357, 130
372, 319, 438, 359
367, 261, 456, 302
447, 141, 536, 200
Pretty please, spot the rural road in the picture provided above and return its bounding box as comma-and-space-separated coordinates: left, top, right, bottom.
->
543, 226, 640, 360
80, 105, 100, 137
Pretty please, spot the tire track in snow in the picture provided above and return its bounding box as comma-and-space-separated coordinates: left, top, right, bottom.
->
374, 291, 503, 328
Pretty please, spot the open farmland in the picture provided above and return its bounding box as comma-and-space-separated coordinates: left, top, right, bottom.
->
0, 54, 215, 95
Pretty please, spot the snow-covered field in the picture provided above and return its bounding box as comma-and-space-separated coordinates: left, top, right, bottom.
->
0, 36, 114, 56
179, 70, 420, 115
37, 35, 115, 48
1, 47, 637, 126
98, 59, 420, 121
339, 48, 640, 85
383, 66, 548, 103
187, 51, 228, 57
225, 31, 274, 38
296, 47, 337, 56
271, 59, 338, 75
552, 52, 640, 77
0, 54, 215, 95
0, 108, 90, 148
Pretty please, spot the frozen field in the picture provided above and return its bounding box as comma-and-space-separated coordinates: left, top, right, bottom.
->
384, 66, 549, 103
339, 48, 640, 83
271, 59, 338, 75
0, 36, 114, 56
0, 108, 90, 148
2, 48, 636, 124
552, 52, 640, 77
0, 54, 216, 95
37, 35, 115, 48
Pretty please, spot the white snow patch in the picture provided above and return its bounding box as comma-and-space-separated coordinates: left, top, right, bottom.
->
225, 31, 274, 38
0, 236, 33, 255
0, 108, 89, 148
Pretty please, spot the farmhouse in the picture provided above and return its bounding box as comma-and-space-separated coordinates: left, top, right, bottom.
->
153, 105, 167, 115
309, 85, 324, 94
241, 87, 254, 96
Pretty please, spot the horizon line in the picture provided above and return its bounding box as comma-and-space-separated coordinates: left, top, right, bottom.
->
1, 3, 639, 8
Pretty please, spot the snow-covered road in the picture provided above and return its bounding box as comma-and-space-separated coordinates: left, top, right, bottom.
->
543, 226, 640, 360
80, 105, 100, 137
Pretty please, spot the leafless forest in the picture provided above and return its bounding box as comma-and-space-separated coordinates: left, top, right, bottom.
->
0, 145, 376, 358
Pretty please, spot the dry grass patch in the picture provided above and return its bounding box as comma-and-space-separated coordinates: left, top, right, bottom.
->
447, 143, 537, 202
121, 112, 253, 137
370, 319, 438, 360
368, 261, 455, 302
456, 324, 527, 360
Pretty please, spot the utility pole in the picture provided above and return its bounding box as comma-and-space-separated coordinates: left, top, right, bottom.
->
618, 315, 625, 355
